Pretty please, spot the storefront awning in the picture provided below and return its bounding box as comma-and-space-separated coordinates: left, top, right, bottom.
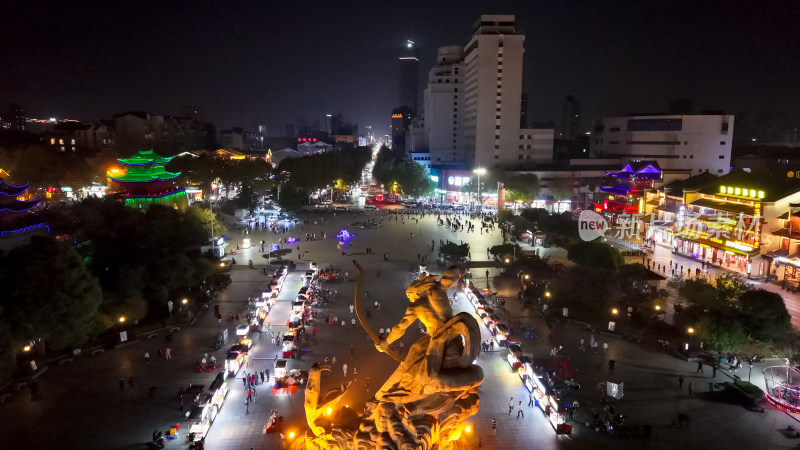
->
689, 198, 756, 216
770, 227, 800, 240
679, 235, 761, 257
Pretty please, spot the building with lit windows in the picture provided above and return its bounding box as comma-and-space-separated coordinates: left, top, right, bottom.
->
417, 15, 554, 171
591, 114, 734, 176
399, 40, 419, 118
672, 171, 800, 278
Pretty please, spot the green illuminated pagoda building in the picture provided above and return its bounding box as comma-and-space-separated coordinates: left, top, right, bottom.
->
109, 149, 188, 210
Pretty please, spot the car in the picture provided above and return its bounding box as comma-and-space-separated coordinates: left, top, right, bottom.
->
321, 200, 332, 205
334, 206, 348, 211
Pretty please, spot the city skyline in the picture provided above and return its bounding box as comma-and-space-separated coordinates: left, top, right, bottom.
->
2, 1, 798, 135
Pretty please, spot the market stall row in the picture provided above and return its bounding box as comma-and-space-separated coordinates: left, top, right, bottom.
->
460, 279, 572, 434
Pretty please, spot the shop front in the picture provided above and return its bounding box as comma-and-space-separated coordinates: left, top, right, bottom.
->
769, 252, 800, 288
673, 236, 762, 277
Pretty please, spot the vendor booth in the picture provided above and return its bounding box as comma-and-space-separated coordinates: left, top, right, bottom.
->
224, 352, 245, 377
274, 359, 288, 379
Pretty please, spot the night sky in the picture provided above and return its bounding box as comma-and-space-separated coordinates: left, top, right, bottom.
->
2, 1, 798, 135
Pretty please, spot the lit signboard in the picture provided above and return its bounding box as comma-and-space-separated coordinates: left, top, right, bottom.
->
719, 185, 765, 199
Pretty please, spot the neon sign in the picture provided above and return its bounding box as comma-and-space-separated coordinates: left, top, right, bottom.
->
719, 185, 765, 199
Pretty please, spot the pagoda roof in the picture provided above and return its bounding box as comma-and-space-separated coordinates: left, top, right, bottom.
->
0, 197, 41, 213
117, 149, 174, 166
606, 161, 662, 179
109, 168, 181, 183
0, 179, 30, 197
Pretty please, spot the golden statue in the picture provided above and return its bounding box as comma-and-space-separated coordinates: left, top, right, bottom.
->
295, 262, 484, 449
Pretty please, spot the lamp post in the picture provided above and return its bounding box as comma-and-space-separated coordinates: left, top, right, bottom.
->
688, 327, 694, 348
473, 168, 486, 214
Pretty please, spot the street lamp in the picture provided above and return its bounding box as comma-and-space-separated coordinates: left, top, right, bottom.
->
611, 308, 619, 315
118, 316, 126, 323
473, 168, 486, 213
688, 327, 694, 347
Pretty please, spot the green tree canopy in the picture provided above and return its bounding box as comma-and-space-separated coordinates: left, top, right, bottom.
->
503, 174, 540, 202
739, 289, 791, 343
567, 240, 624, 268
371, 149, 435, 198
695, 312, 748, 351
0, 237, 103, 350
520, 208, 550, 224
439, 242, 470, 262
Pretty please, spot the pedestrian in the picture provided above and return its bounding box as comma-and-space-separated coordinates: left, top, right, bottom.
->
343, 363, 348, 378
349, 305, 354, 314
528, 391, 534, 407
165, 347, 172, 360
353, 366, 358, 378
352, 318, 356, 328
508, 397, 514, 414
491, 418, 497, 436
688, 382, 693, 397
517, 401, 524, 418
247, 389, 252, 402
260, 371, 265, 383
712, 364, 717, 378
679, 375, 684, 390
243, 376, 247, 387
265, 368, 270, 381
696, 360, 704, 374
245, 398, 250, 415
312, 327, 317, 337
603, 342, 608, 353
332, 356, 336, 366
341, 319, 346, 327
579, 338, 585, 351
144, 352, 150, 364
349, 345, 354, 358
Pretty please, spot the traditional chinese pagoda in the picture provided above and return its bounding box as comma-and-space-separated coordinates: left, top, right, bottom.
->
109, 149, 188, 210
593, 161, 662, 222
0, 175, 48, 240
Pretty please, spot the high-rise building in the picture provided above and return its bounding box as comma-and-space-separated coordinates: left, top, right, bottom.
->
462, 15, 525, 169
417, 15, 553, 170
8, 103, 25, 131
591, 114, 734, 175
399, 40, 419, 117
280, 123, 295, 138
561, 95, 580, 140
422, 46, 465, 165
520, 93, 528, 129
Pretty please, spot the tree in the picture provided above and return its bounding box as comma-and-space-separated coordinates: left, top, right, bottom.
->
554, 266, 613, 314
520, 208, 549, 224
497, 209, 515, 223
0, 237, 103, 350
439, 242, 470, 262
714, 275, 751, 304
547, 177, 574, 201
567, 240, 624, 268
275, 184, 306, 211
503, 174, 540, 202
696, 312, 748, 351
489, 243, 521, 261
739, 289, 791, 343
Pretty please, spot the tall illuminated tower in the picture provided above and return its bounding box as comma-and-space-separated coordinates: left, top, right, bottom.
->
399, 39, 419, 118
